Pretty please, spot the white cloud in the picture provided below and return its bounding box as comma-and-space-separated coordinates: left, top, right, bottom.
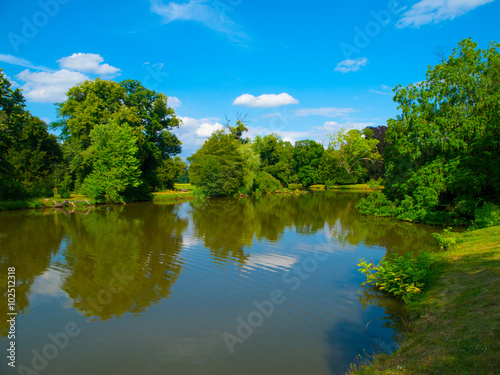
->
381, 84, 392, 90
16, 69, 89, 103
168, 96, 182, 108
233, 93, 299, 108
293, 107, 355, 117
195, 122, 224, 137
315, 121, 377, 133
173, 116, 225, 155
397, 0, 494, 28
334, 57, 368, 73
150, 0, 247, 43
57, 53, 120, 76
0, 54, 49, 71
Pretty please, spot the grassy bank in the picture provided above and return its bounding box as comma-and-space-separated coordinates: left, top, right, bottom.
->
349, 226, 500, 375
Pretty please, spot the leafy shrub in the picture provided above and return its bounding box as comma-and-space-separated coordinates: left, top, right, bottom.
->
358, 252, 435, 304
356, 192, 397, 217
472, 202, 500, 229
431, 227, 461, 250
367, 178, 383, 189
253, 171, 281, 194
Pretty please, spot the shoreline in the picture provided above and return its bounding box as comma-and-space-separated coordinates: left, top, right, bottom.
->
347, 226, 500, 374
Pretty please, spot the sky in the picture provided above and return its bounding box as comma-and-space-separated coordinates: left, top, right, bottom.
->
1, 0, 499, 157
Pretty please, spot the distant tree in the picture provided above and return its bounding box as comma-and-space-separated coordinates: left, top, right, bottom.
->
224, 113, 250, 143
292, 139, 324, 187
253, 133, 294, 186
188, 130, 244, 197
239, 143, 260, 194
156, 156, 187, 191
324, 129, 381, 184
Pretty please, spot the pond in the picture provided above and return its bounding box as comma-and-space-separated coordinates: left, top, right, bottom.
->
0, 192, 438, 375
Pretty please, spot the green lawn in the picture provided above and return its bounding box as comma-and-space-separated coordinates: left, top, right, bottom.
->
348, 226, 500, 375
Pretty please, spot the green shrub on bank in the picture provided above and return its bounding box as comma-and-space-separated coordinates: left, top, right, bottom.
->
253, 171, 282, 194
356, 192, 397, 217
431, 227, 461, 250
358, 252, 435, 304
471, 202, 500, 229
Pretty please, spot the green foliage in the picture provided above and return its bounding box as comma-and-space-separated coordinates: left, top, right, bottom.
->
471, 202, 500, 229
358, 252, 435, 304
431, 227, 461, 250
156, 156, 187, 191
253, 171, 282, 193
188, 130, 244, 197
324, 179, 336, 190
328, 128, 381, 181
253, 133, 294, 186
55, 78, 181, 196
0, 70, 64, 200
292, 139, 324, 187
239, 143, 260, 194
369, 38, 500, 225
356, 192, 397, 217
81, 121, 141, 203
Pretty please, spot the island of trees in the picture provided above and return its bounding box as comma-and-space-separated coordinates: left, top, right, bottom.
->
1, 38, 498, 226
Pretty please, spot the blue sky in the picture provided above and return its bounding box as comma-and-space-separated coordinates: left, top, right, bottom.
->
1, 0, 499, 157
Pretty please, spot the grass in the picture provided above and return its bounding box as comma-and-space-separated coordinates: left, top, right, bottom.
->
348, 226, 500, 375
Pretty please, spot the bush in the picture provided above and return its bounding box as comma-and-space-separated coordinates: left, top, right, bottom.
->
472, 202, 500, 229
356, 192, 397, 217
431, 227, 461, 250
253, 171, 282, 194
358, 252, 435, 304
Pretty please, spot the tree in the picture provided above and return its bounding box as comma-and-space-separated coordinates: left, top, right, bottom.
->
359, 38, 500, 224
55, 78, 182, 196
324, 129, 381, 184
292, 139, 324, 187
253, 133, 294, 186
156, 156, 187, 190
82, 121, 141, 203
188, 130, 244, 197
0, 69, 64, 199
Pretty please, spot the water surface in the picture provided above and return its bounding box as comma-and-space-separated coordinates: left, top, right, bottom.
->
0, 192, 437, 375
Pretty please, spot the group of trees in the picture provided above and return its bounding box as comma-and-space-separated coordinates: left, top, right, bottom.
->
3, 37, 497, 225
0, 69, 64, 200
358, 38, 500, 225
0, 73, 186, 203
188, 123, 385, 197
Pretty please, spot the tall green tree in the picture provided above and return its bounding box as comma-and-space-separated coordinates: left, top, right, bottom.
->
359, 38, 500, 224
253, 133, 294, 186
82, 120, 141, 203
188, 130, 244, 197
322, 128, 381, 184
292, 139, 324, 187
55, 78, 182, 197
0, 69, 63, 199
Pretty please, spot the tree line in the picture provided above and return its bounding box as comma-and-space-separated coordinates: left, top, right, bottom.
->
1, 38, 498, 225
